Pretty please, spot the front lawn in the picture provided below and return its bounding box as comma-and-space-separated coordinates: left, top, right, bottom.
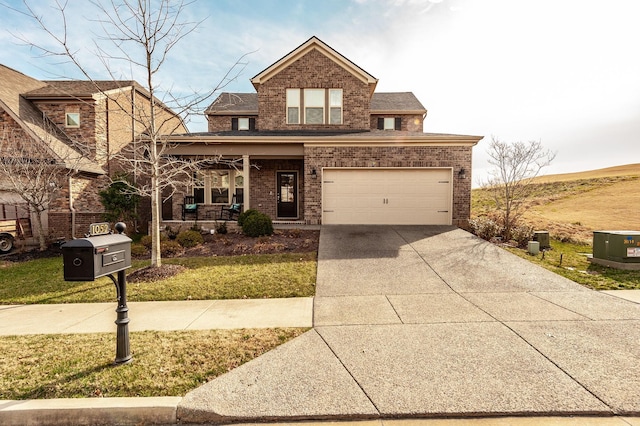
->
0, 328, 307, 399
0, 252, 317, 304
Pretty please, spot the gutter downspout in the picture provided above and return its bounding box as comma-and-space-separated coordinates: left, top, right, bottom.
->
69, 174, 76, 239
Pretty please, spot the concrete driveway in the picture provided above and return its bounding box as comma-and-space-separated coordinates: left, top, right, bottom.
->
179, 226, 640, 423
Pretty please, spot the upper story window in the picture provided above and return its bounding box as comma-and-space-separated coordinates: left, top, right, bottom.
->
286, 88, 343, 125
304, 89, 324, 124
65, 112, 80, 128
329, 89, 343, 124
231, 117, 255, 131
378, 117, 402, 130
286, 89, 300, 124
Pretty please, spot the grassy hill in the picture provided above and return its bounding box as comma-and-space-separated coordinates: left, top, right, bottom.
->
472, 163, 640, 243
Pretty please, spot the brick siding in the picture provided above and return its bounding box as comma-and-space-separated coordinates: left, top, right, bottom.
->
257, 49, 371, 131
369, 114, 424, 132
304, 145, 473, 226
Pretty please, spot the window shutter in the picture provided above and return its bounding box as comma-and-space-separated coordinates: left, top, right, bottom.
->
395, 117, 402, 130
231, 118, 238, 130
377, 117, 384, 130
249, 117, 256, 130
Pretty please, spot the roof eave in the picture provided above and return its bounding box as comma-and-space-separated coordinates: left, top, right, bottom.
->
162, 133, 483, 146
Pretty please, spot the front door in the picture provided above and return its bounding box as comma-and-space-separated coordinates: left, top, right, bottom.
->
277, 171, 298, 218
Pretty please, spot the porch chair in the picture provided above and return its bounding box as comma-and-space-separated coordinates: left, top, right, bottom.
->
219, 195, 242, 221
181, 196, 199, 221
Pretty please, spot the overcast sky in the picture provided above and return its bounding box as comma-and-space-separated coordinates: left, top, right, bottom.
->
1, 0, 638, 186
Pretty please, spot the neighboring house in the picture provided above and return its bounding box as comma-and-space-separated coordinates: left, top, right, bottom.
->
164, 36, 482, 227
0, 64, 185, 242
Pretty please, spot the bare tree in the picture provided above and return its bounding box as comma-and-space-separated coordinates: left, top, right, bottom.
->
0, 122, 77, 251
13, 0, 248, 266
484, 137, 556, 240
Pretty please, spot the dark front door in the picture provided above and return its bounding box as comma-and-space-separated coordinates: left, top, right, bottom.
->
277, 171, 298, 218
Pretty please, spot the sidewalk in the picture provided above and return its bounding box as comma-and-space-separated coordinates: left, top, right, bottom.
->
0, 297, 313, 335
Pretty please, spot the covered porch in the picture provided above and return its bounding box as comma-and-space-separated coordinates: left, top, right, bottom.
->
162, 137, 306, 224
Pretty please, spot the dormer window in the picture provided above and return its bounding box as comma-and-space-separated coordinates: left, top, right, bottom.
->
232, 117, 255, 131
238, 117, 249, 130
378, 117, 402, 130
65, 112, 80, 128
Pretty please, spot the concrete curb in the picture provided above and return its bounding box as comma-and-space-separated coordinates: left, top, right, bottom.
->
0, 397, 181, 426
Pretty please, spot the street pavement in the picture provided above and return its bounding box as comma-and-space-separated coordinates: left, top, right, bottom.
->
1, 225, 639, 426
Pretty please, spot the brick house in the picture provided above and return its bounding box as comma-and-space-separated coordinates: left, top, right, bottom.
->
164, 36, 483, 227
0, 64, 185, 242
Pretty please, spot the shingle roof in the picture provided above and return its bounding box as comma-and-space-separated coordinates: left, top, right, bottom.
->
25, 80, 139, 98
0, 64, 104, 174
206, 92, 426, 115
371, 92, 426, 114
205, 93, 258, 115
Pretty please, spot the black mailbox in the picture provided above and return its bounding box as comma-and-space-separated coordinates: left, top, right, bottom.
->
62, 233, 132, 281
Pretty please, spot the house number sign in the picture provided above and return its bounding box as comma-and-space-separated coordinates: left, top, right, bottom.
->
88, 222, 111, 236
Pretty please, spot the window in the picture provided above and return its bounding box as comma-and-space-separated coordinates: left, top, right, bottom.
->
193, 172, 205, 203
192, 170, 243, 204
384, 117, 395, 130
329, 89, 343, 124
287, 88, 343, 125
378, 117, 402, 130
286, 89, 300, 124
232, 117, 255, 131
304, 89, 325, 124
65, 112, 80, 128
238, 118, 249, 130
210, 170, 230, 204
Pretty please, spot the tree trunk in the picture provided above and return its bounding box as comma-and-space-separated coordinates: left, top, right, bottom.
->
150, 175, 162, 267
33, 208, 47, 251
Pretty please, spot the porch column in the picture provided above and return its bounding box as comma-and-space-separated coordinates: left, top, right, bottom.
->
242, 155, 250, 210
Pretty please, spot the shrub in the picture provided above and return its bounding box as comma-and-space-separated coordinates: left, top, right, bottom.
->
160, 240, 183, 256
242, 212, 274, 237
237, 209, 260, 227
510, 223, 535, 248
468, 216, 502, 241
216, 222, 228, 234
140, 235, 152, 248
164, 226, 179, 240
140, 233, 167, 248
130, 243, 148, 256
176, 230, 204, 248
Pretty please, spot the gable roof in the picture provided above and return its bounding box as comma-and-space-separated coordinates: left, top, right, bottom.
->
371, 92, 427, 115
0, 64, 104, 175
251, 36, 378, 95
205, 93, 259, 115
24, 80, 140, 99
206, 92, 426, 116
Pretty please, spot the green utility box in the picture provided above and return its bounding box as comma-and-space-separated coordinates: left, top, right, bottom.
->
533, 231, 550, 249
592, 231, 640, 263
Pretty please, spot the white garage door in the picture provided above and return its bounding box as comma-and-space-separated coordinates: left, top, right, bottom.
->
322, 168, 453, 225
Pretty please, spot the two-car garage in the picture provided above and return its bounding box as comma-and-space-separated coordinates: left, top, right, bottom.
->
321, 168, 453, 225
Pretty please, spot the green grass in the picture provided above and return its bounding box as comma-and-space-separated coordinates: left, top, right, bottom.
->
504, 240, 640, 290
0, 252, 317, 304
0, 328, 307, 399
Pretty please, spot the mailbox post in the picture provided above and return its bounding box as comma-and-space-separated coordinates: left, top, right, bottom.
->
62, 222, 133, 365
